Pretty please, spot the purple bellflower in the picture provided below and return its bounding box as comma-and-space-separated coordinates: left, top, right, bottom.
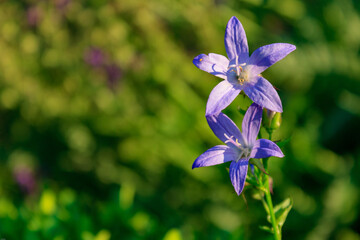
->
192, 103, 284, 195
193, 16, 296, 115
84, 47, 105, 68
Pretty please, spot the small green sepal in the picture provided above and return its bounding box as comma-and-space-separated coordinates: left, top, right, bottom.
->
249, 159, 268, 175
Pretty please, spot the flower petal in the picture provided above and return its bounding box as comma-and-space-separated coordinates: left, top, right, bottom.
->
250, 139, 284, 159
206, 80, 241, 116
192, 145, 236, 169
229, 159, 249, 195
248, 43, 296, 75
242, 103, 263, 145
225, 16, 249, 61
243, 76, 282, 112
206, 112, 243, 144
193, 53, 229, 79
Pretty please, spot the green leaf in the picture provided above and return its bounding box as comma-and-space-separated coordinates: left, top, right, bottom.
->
274, 198, 293, 228
259, 225, 273, 233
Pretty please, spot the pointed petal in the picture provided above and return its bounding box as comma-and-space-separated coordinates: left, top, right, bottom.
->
206, 112, 243, 144
242, 103, 263, 145
243, 76, 282, 112
250, 139, 284, 159
193, 53, 229, 79
192, 145, 236, 169
206, 80, 241, 116
229, 160, 249, 195
224, 16, 249, 61
248, 43, 296, 75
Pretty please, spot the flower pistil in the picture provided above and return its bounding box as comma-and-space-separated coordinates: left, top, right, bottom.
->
228, 56, 249, 85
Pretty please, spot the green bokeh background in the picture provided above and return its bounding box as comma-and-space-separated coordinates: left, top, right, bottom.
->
0, 0, 359, 239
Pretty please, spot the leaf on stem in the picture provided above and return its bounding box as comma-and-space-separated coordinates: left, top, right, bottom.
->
251, 191, 263, 201
267, 198, 293, 229
259, 225, 273, 234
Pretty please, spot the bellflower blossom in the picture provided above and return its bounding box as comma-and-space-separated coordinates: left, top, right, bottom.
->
192, 103, 284, 195
84, 47, 105, 68
193, 16, 296, 115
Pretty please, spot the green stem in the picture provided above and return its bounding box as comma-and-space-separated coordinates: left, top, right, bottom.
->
261, 134, 281, 240
264, 174, 281, 240
268, 130, 273, 142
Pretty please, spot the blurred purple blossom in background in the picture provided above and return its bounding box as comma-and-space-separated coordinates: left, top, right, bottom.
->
84, 47, 122, 89
26, 6, 42, 27
13, 166, 36, 194
84, 47, 105, 68
54, 0, 71, 11
105, 63, 122, 88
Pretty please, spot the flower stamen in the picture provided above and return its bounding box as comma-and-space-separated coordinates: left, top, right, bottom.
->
228, 56, 249, 85
224, 133, 251, 162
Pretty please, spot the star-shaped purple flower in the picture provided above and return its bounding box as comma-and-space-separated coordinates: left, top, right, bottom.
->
192, 103, 284, 195
193, 16, 296, 116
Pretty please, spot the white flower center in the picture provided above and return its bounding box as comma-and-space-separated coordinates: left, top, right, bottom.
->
224, 134, 251, 162
227, 56, 249, 85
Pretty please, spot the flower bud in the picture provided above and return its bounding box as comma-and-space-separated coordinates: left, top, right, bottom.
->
270, 112, 282, 131
262, 109, 282, 132
262, 109, 272, 128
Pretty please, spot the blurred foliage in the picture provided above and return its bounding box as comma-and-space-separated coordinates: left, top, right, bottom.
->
0, 0, 359, 239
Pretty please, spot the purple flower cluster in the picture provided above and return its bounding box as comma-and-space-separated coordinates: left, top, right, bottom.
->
13, 166, 36, 194
26, 6, 42, 27
192, 16, 295, 195
84, 47, 122, 89
84, 47, 105, 68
